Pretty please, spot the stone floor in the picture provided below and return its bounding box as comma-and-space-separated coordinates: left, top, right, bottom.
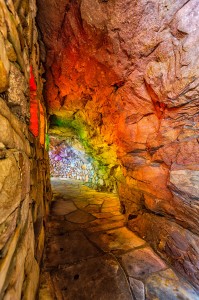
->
38, 178, 199, 300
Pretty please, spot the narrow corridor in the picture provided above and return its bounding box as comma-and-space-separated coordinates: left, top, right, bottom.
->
38, 179, 198, 300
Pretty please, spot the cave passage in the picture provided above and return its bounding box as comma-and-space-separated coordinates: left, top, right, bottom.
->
44, 129, 199, 298
39, 178, 197, 300
49, 135, 96, 183
0, 0, 199, 299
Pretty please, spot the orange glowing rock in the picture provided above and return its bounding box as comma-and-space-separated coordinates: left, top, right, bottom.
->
30, 95, 39, 137
29, 66, 37, 91
39, 102, 45, 146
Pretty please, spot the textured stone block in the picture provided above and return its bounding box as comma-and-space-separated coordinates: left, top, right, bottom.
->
0, 227, 20, 297
146, 269, 199, 300
0, 210, 18, 252
49, 255, 132, 300
128, 214, 199, 289
0, 152, 21, 224
121, 247, 166, 279
7, 63, 29, 118
170, 168, 199, 198
87, 227, 145, 254
129, 278, 145, 300
0, 60, 8, 92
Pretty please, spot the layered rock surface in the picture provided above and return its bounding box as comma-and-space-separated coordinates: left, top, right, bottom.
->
37, 0, 199, 289
0, 0, 51, 298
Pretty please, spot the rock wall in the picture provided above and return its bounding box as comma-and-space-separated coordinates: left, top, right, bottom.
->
0, 1, 51, 299
37, 0, 199, 289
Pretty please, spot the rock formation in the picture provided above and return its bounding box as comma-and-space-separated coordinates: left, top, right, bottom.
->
0, 0, 198, 297
0, 0, 51, 298
37, 0, 199, 289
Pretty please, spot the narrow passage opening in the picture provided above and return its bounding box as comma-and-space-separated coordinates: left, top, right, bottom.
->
49, 134, 96, 184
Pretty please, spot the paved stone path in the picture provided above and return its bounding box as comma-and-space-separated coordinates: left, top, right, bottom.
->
39, 178, 199, 300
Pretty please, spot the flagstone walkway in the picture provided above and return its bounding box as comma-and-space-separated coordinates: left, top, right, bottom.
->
39, 178, 199, 300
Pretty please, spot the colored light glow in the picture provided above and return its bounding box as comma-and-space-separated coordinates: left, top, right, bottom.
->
30, 95, 39, 137
29, 66, 39, 136
29, 66, 37, 91
49, 138, 95, 182
50, 115, 118, 175
39, 102, 45, 145
45, 134, 50, 151
29, 66, 47, 142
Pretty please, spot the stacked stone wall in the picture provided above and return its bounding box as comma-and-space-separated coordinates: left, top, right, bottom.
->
0, 0, 51, 299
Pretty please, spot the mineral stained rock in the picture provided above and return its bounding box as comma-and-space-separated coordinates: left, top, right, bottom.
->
37, 0, 199, 288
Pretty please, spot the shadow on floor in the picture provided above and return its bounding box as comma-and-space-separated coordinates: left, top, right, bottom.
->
39, 178, 199, 300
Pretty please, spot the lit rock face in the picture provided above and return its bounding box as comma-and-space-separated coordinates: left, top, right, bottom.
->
37, 0, 199, 288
